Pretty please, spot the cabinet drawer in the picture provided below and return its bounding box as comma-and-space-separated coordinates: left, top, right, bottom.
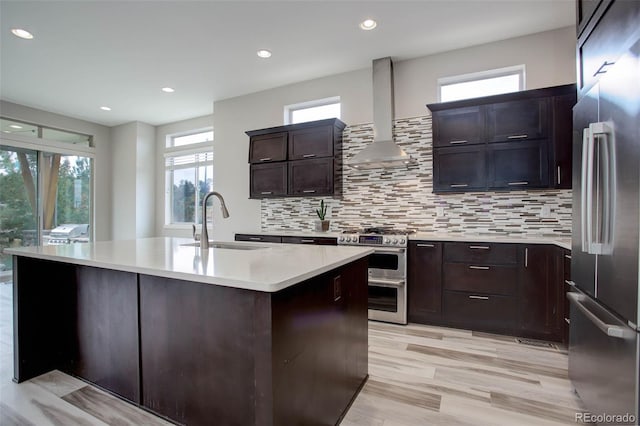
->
444, 242, 517, 264
432, 106, 484, 147
487, 98, 549, 143
289, 125, 334, 160
443, 291, 516, 330
281, 236, 337, 245
249, 132, 288, 163
235, 234, 282, 243
443, 263, 517, 296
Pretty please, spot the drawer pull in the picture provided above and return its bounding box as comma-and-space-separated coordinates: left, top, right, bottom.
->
302, 154, 316, 158
469, 245, 490, 250
565, 280, 576, 287
507, 134, 528, 139
565, 318, 570, 325
303, 190, 316, 193
449, 140, 468, 145
469, 265, 490, 270
469, 295, 489, 300
508, 181, 529, 186
593, 61, 615, 77
259, 157, 272, 162
261, 191, 273, 195
300, 239, 315, 243
249, 237, 262, 241
417, 243, 435, 248
565, 254, 572, 260
450, 184, 469, 188
525, 247, 528, 268
557, 165, 561, 185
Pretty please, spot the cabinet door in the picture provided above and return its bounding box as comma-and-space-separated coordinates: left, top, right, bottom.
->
289, 125, 334, 160
433, 146, 486, 192
552, 93, 576, 189
487, 140, 549, 189
408, 241, 442, 323
249, 132, 287, 163
250, 163, 287, 198
288, 158, 334, 196
432, 107, 484, 147
563, 250, 572, 344
487, 98, 549, 143
518, 245, 562, 341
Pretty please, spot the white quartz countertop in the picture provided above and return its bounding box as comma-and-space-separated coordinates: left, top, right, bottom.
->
5, 237, 373, 292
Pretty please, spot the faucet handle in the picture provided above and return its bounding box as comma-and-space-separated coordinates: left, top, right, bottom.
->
192, 224, 201, 241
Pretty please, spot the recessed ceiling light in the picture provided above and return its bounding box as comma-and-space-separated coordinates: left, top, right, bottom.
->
359, 19, 377, 30
9, 124, 23, 129
100, 106, 111, 111
162, 87, 175, 93
257, 49, 272, 59
11, 28, 34, 39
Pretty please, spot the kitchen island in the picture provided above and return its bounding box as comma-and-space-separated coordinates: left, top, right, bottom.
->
7, 238, 372, 425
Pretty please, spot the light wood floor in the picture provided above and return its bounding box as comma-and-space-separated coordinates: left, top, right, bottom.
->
0, 282, 583, 425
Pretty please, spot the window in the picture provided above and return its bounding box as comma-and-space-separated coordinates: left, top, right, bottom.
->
438, 66, 525, 102
1, 117, 92, 146
164, 130, 213, 226
284, 97, 340, 124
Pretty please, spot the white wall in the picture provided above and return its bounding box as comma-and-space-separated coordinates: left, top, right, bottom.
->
112, 121, 156, 240
210, 27, 577, 241
154, 114, 213, 237
0, 100, 113, 241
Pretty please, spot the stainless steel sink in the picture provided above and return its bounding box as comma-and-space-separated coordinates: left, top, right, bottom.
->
180, 241, 266, 250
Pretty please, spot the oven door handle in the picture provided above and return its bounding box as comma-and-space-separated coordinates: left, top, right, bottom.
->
368, 278, 405, 288
371, 248, 405, 254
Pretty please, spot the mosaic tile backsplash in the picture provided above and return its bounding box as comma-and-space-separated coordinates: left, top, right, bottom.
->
261, 116, 572, 237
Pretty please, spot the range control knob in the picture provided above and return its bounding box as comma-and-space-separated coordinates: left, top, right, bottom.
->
350, 237, 357, 243
400, 238, 406, 244
393, 239, 398, 244
339, 236, 345, 242
383, 238, 389, 244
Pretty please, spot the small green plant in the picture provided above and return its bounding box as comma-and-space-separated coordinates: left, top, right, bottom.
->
316, 200, 327, 221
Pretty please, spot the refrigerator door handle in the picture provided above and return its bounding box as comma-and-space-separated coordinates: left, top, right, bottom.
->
582, 127, 593, 253
567, 292, 635, 339
590, 122, 615, 254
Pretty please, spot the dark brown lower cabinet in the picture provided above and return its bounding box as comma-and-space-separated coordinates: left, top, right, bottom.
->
443, 291, 517, 334
562, 249, 572, 344
12, 255, 369, 426
408, 242, 442, 323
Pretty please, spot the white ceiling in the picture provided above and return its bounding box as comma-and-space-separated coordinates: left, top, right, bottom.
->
0, 0, 574, 127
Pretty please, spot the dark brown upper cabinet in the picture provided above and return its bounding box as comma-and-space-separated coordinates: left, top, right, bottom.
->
427, 84, 575, 193
577, 0, 640, 98
486, 98, 548, 143
248, 132, 288, 163
432, 106, 484, 147
246, 118, 345, 199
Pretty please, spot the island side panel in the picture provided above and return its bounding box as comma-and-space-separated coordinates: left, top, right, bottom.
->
270, 258, 369, 425
13, 256, 75, 382
66, 266, 140, 403
139, 275, 260, 426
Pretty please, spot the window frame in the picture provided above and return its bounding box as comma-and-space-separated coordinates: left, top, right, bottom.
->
437, 65, 526, 103
164, 129, 214, 229
284, 96, 341, 125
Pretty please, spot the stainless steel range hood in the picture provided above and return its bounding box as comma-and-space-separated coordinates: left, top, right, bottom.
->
349, 57, 416, 169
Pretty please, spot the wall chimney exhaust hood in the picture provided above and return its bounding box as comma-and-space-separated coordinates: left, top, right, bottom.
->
349, 57, 416, 170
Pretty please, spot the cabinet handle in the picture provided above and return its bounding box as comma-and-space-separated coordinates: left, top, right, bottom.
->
450, 184, 468, 188
565, 254, 572, 260
525, 247, 528, 268
557, 165, 561, 185
508, 181, 529, 186
449, 140, 468, 144
469, 295, 489, 300
565, 318, 570, 325
469, 265, 490, 270
565, 280, 576, 287
593, 61, 615, 77
303, 190, 316, 193
417, 243, 435, 248
302, 154, 316, 158
259, 157, 272, 162
260, 191, 273, 195
300, 239, 315, 243
507, 134, 528, 139
249, 237, 262, 241
469, 245, 490, 250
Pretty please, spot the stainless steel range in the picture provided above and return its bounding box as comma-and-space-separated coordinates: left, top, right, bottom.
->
338, 227, 410, 324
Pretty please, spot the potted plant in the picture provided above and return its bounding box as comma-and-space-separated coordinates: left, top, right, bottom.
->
315, 200, 330, 232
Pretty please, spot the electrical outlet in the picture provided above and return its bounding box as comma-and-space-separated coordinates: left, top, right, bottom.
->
436, 206, 445, 217
540, 205, 551, 217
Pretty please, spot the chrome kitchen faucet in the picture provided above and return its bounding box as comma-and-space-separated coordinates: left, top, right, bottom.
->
199, 191, 230, 250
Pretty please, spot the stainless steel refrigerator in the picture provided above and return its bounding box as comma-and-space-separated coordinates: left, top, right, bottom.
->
569, 38, 640, 424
